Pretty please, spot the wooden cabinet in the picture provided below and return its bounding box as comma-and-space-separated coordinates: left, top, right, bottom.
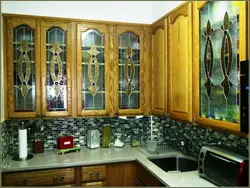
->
112, 25, 149, 116
151, 19, 167, 115
76, 23, 111, 116
106, 162, 136, 186
136, 162, 163, 186
193, 1, 248, 133
167, 2, 193, 123
2, 168, 75, 186
6, 17, 41, 118
81, 165, 106, 186
40, 20, 73, 117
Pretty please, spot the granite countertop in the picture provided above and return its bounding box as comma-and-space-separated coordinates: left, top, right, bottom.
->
1, 146, 216, 187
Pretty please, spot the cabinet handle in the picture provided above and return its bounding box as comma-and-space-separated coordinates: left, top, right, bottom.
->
89, 171, 100, 179
53, 176, 57, 181
16, 180, 21, 185
60, 176, 64, 180
23, 178, 28, 184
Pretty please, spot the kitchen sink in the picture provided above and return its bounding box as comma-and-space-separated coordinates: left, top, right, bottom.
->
148, 155, 197, 173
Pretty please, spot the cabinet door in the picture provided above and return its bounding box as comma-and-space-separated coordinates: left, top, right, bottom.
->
6, 18, 41, 118
113, 26, 145, 115
151, 20, 167, 115
168, 3, 193, 122
77, 23, 110, 116
193, 1, 248, 133
41, 21, 72, 117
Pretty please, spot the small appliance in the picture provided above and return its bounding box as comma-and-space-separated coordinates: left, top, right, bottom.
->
87, 130, 100, 149
240, 60, 249, 133
198, 145, 248, 186
57, 136, 74, 150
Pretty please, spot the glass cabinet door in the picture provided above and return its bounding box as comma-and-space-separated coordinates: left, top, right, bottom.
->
77, 24, 110, 116
6, 18, 40, 118
193, 1, 247, 132
114, 26, 144, 115
41, 21, 72, 117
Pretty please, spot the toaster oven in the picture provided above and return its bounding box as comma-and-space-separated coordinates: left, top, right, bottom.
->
198, 146, 248, 186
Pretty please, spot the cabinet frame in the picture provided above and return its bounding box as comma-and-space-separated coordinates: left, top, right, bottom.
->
76, 23, 111, 116
40, 20, 73, 117
192, 1, 248, 133
6, 17, 41, 118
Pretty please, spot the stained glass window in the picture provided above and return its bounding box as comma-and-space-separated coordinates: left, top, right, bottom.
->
46, 27, 67, 111
81, 29, 105, 110
13, 25, 35, 112
200, 1, 239, 122
119, 32, 140, 109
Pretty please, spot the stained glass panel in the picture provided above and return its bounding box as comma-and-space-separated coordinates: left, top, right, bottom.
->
46, 27, 67, 111
81, 29, 105, 110
13, 25, 35, 112
200, 1, 239, 122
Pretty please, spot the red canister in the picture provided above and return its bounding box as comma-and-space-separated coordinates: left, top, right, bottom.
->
57, 136, 74, 149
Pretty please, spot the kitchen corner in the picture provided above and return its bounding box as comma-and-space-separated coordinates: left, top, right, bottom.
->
2, 145, 216, 187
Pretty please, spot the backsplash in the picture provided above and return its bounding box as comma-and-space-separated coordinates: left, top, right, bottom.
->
1, 116, 248, 164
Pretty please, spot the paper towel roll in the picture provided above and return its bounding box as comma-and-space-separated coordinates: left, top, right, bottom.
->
19, 129, 28, 159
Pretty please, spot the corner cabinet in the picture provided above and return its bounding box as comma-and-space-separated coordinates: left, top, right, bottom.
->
167, 3, 193, 123
193, 1, 248, 132
6, 18, 41, 118
41, 21, 73, 117
76, 23, 111, 116
151, 20, 167, 116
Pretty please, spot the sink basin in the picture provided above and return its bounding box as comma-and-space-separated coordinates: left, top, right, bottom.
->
149, 156, 197, 173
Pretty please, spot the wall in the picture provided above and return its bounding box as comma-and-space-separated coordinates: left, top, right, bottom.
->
0, 9, 4, 123
1, 1, 153, 24
151, 1, 183, 22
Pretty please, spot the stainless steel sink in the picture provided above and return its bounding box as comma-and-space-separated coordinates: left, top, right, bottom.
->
148, 155, 197, 173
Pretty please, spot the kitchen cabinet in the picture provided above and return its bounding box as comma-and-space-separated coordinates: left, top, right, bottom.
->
6, 17, 41, 118
106, 162, 136, 186
167, 2, 193, 123
136, 162, 163, 186
193, 1, 248, 133
40, 20, 73, 117
81, 165, 106, 186
112, 25, 150, 116
76, 23, 111, 116
2, 167, 75, 186
151, 19, 167, 116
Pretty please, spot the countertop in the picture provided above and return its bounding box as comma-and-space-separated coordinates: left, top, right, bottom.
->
1, 146, 216, 187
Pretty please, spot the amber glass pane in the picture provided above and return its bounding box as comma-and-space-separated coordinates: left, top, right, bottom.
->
200, 2, 239, 122
81, 29, 105, 110
13, 25, 35, 112
46, 27, 67, 111
119, 32, 140, 109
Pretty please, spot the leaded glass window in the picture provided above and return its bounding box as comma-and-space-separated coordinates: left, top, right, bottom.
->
46, 27, 67, 111
81, 29, 105, 110
200, 1, 239, 122
119, 32, 140, 109
13, 25, 35, 112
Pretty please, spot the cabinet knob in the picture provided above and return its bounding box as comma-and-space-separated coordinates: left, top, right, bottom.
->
60, 176, 64, 180
89, 171, 100, 179
53, 176, 57, 181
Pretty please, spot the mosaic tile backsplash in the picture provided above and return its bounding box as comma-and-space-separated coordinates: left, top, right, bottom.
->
1, 116, 249, 164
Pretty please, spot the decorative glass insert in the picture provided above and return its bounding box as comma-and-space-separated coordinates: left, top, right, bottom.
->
13, 25, 35, 112
81, 29, 105, 110
200, 1, 239, 122
46, 27, 67, 111
119, 32, 140, 109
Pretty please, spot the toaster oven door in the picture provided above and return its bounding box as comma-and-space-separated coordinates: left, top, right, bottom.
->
204, 151, 239, 186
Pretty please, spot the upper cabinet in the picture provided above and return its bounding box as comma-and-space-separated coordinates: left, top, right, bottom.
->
167, 3, 193, 123
113, 26, 146, 115
40, 21, 73, 117
76, 23, 111, 116
151, 20, 167, 116
193, 1, 248, 132
6, 18, 41, 118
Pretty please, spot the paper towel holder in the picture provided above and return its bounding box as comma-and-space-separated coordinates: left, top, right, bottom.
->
12, 153, 33, 161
